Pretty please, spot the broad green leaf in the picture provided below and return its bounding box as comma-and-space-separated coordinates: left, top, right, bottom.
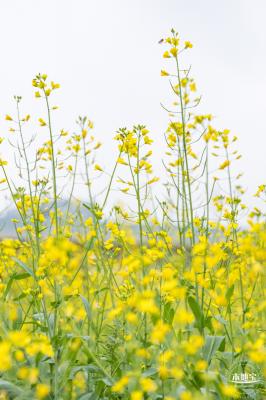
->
101, 376, 113, 386
163, 302, 175, 324
3, 272, 31, 300
80, 295, 92, 319
13, 258, 34, 277
214, 315, 227, 325
70, 365, 99, 379
0, 380, 23, 398
203, 335, 225, 364
13, 272, 31, 280
226, 285, 234, 301
3, 276, 15, 299
80, 295, 96, 332
142, 367, 157, 377
188, 296, 204, 332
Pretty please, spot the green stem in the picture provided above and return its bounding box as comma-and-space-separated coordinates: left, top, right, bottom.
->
44, 94, 59, 238
175, 55, 195, 245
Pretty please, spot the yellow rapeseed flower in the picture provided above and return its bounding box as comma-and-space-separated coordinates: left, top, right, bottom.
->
38, 118, 46, 127
36, 383, 50, 399
94, 164, 103, 171
112, 376, 129, 393
131, 391, 143, 400
219, 160, 230, 170
161, 69, 169, 76
220, 384, 240, 398
139, 377, 157, 393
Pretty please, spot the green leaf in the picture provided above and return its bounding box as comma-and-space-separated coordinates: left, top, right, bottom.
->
101, 377, 113, 386
214, 315, 227, 325
203, 335, 225, 365
188, 296, 204, 332
3, 276, 15, 299
70, 365, 99, 379
163, 302, 175, 324
13, 273, 31, 280
142, 367, 157, 377
13, 258, 34, 277
3, 272, 31, 300
226, 285, 234, 301
80, 295, 96, 333
204, 316, 214, 333
13, 293, 27, 301
80, 295, 92, 320
0, 380, 23, 398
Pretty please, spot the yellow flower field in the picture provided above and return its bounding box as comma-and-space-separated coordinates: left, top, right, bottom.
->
0, 30, 265, 399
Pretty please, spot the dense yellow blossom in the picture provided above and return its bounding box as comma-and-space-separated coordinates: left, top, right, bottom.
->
0, 30, 264, 400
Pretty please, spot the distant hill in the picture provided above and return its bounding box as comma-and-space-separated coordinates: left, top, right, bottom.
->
0, 200, 91, 239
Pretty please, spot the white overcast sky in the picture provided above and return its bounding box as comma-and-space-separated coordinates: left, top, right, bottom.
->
0, 0, 265, 209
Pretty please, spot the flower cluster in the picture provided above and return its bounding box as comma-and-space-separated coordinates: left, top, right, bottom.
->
0, 32, 264, 400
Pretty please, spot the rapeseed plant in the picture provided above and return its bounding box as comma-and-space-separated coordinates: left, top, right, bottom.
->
0, 29, 264, 399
